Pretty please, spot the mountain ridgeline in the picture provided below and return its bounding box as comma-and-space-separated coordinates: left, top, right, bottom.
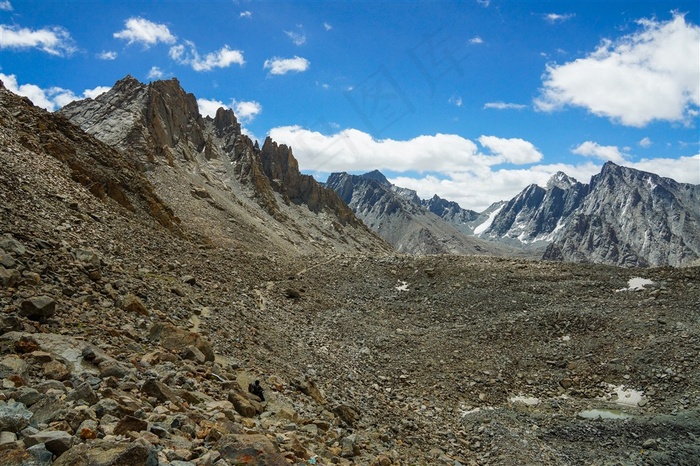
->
327, 165, 700, 267
22, 73, 700, 267
59, 76, 388, 255
325, 171, 507, 256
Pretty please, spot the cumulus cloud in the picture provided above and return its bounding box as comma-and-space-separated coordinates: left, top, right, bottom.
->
572, 141, 629, 163
97, 50, 117, 60
639, 137, 652, 148
0, 1, 13, 11
240, 11, 252, 19
269, 125, 698, 210
323, 22, 332, 31
197, 98, 261, 123
536, 13, 700, 127
197, 98, 226, 118
478, 136, 544, 164
469, 36, 484, 44
263, 56, 309, 75
147, 66, 164, 80
449, 95, 463, 107
114, 17, 176, 47
0, 24, 76, 56
232, 100, 262, 123
267, 126, 546, 177
0, 73, 109, 111
169, 41, 245, 71
484, 101, 527, 110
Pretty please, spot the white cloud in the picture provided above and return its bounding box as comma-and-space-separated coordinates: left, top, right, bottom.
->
267, 126, 546, 178
263, 56, 309, 75
323, 22, 332, 31
545, 13, 575, 23
572, 141, 629, 163
197, 98, 226, 118
285, 29, 306, 46
0, 25, 76, 56
97, 50, 117, 60
477, 0, 490, 7
147, 66, 164, 79
270, 124, 698, 210
232, 100, 262, 123
170, 41, 245, 71
197, 98, 261, 123
449, 95, 463, 107
0, 1, 13, 11
469, 36, 484, 44
240, 11, 252, 19
628, 154, 700, 184
536, 13, 700, 127
0, 73, 109, 111
478, 136, 544, 164
639, 137, 652, 148
82, 86, 111, 99
484, 101, 527, 110
113, 17, 176, 47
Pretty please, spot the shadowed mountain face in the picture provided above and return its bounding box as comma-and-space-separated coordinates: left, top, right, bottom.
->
328, 166, 700, 267
543, 162, 700, 267
480, 164, 700, 267
326, 172, 515, 256
59, 76, 389, 256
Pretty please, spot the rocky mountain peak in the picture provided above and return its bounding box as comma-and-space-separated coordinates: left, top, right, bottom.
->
361, 170, 390, 185
546, 171, 578, 191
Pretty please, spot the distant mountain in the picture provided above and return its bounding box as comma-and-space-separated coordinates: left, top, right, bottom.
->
543, 162, 700, 267
326, 172, 511, 256
59, 76, 389, 255
481, 171, 589, 244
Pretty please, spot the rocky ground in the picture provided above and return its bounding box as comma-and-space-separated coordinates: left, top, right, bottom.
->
2, 83, 700, 465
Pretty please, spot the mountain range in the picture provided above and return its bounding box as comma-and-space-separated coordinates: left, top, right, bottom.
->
326, 164, 700, 267
7, 74, 699, 268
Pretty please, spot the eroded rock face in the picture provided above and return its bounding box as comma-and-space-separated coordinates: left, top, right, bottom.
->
326, 171, 504, 255
60, 75, 374, 235
542, 162, 700, 267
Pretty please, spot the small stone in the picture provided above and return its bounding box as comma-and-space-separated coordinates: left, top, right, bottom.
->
141, 379, 181, 405
0, 266, 20, 287
23, 430, 74, 456
180, 345, 206, 363
560, 378, 574, 389
19, 296, 56, 321
67, 382, 99, 406
52, 438, 158, 466
43, 360, 70, 381
121, 294, 149, 316
228, 390, 257, 418
642, 438, 658, 450
0, 237, 26, 256
98, 360, 129, 378
77, 419, 98, 440
181, 275, 196, 285
114, 415, 148, 436
0, 401, 33, 433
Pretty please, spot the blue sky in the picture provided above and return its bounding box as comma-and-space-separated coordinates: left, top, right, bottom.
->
1, 0, 699, 210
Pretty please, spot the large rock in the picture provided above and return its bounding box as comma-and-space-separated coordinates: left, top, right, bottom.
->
0, 401, 32, 432
0, 265, 20, 287
23, 430, 74, 456
148, 322, 214, 362
0, 444, 52, 466
52, 438, 158, 466
217, 434, 288, 466
19, 296, 56, 321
